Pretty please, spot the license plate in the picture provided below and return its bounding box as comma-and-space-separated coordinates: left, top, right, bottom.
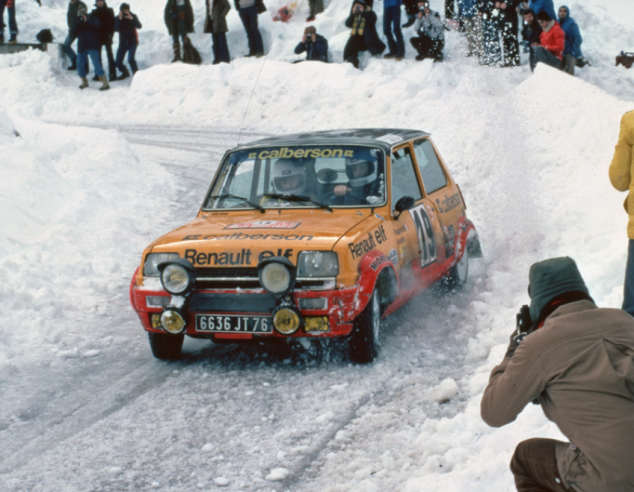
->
195, 314, 273, 334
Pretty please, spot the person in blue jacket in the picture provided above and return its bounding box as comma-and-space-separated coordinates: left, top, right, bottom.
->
522, 0, 556, 23
557, 5, 582, 75
383, 0, 404, 59
294, 26, 328, 62
71, 6, 109, 90
114, 2, 141, 79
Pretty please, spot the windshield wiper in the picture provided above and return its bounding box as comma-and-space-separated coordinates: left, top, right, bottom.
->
264, 193, 332, 212
207, 194, 265, 213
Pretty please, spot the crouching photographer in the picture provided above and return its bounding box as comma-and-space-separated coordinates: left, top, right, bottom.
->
294, 26, 328, 63
481, 257, 634, 492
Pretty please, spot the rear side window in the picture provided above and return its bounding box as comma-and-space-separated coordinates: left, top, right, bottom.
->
391, 146, 423, 206
413, 139, 448, 195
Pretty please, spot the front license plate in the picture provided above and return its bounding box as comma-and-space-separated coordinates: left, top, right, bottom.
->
196, 314, 273, 334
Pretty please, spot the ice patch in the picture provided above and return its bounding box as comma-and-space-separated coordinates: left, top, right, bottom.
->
265, 468, 290, 481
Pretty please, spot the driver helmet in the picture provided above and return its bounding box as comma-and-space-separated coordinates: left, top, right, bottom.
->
345, 150, 376, 188
273, 158, 306, 195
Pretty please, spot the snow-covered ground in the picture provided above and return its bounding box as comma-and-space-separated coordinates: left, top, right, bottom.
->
2, 0, 634, 490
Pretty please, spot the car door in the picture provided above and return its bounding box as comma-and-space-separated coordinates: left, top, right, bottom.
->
412, 138, 465, 261
390, 143, 443, 288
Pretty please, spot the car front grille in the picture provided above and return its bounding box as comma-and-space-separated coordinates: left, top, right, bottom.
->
193, 268, 335, 290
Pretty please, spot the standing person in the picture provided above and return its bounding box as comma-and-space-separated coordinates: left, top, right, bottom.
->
497, 1, 520, 66
204, 0, 231, 64
410, 0, 443, 62
557, 5, 581, 75
343, 0, 385, 69
113, 2, 141, 79
521, 8, 541, 68
478, 0, 502, 66
481, 256, 634, 492
294, 25, 328, 62
235, 0, 264, 57
383, 0, 405, 60
530, 10, 563, 71
92, 0, 117, 81
609, 110, 634, 316
64, 0, 87, 70
459, 0, 482, 57
72, 7, 109, 90
0, 0, 18, 44
164, 0, 194, 63
306, 0, 323, 22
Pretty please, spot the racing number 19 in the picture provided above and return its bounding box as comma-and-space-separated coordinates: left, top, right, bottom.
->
409, 204, 436, 268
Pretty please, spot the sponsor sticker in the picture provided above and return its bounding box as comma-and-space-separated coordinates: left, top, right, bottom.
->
248, 148, 354, 160
369, 255, 391, 271
389, 249, 399, 265
225, 220, 300, 230
376, 134, 403, 145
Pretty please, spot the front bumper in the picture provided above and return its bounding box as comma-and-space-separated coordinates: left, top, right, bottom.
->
130, 279, 366, 340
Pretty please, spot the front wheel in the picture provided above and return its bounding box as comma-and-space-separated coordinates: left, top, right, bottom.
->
349, 289, 382, 363
148, 332, 184, 360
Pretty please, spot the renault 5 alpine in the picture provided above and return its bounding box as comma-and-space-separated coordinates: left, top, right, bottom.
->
129, 129, 482, 363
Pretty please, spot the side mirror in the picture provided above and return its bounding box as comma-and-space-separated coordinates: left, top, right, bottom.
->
394, 196, 415, 219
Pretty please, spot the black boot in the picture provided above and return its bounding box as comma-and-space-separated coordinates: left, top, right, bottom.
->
67, 61, 77, 71
402, 15, 415, 28
117, 66, 131, 80
172, 41, 181, 62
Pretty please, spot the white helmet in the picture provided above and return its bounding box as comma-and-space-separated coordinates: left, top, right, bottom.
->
273, 159, 306, 195
346, 155, 376, 188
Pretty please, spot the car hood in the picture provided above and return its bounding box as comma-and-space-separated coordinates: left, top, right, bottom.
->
148, 211, 372, 268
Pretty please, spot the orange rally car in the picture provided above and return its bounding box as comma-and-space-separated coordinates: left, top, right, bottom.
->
129, 129, 482, 363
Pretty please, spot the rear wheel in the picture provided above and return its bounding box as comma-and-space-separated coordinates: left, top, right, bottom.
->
349, 289, 381, 363
148, 332, 184, 360
447, 248, 469, 288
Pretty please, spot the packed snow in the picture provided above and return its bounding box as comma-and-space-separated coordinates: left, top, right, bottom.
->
2, 0, 634, 490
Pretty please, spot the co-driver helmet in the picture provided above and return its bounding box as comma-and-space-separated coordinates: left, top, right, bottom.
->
345, 149, 376, 188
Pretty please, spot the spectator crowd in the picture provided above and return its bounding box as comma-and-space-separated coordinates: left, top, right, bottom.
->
1, 0, 586, 88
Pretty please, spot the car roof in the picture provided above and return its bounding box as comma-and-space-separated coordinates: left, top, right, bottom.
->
237, 128, 430, 153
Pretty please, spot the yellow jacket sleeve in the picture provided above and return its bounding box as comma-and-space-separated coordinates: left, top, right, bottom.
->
609, 112, 634, 193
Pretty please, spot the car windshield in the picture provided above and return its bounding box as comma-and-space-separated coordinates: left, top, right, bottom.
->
203, 145, 386, 210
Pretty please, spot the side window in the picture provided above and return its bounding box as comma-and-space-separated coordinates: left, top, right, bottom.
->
413, 139, 448, 195
391, 146, 423, 207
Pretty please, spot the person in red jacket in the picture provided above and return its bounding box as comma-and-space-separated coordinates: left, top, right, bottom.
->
530, 10, 564, 71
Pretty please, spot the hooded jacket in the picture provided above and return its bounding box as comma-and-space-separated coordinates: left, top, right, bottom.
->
609, 110, 634, 239
558, 5, 582, 58
539, 20, 564, 60
482, 300, 634, 492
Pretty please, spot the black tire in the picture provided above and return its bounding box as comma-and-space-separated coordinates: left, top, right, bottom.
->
349, 289, 381, 364
148, 332, 184, 360
447, 247, 469, 289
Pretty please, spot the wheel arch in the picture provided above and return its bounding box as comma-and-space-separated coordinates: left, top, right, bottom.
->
357, 250, 399, 316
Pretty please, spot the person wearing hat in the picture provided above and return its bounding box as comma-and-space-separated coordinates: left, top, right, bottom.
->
113, 2, 141, 79
294, 25, 328, 62
343, 0, 386, 69
481, 257, 634, 492
71, 6, 110, 90
410, 1, 444, 62
204, 0, 231, 64
530, 10, 564, 71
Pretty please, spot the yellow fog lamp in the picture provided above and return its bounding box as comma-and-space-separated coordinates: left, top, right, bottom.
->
160, 308, 187, 334
158, 259, 195, 296
258, 258, 296, 297
272, 305, 302, 335
304, 316, 329, 333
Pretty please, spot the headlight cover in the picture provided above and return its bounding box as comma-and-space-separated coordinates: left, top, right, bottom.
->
160, 263, 194, 295
297, 252, 338, 277
143, 253, 179, 277
259, 262, 294, 296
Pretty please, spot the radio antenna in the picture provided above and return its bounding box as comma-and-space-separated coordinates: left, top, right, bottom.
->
237, 57, 267, 146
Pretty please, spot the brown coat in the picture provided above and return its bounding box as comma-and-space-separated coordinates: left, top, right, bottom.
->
609, 110, 634, 239
481, 300, 634, 492
204, 0, 231, 34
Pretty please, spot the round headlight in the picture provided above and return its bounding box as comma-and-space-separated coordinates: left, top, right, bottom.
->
160, 263, 193, 295
259, 262, 293, 296
160, 309, 186, 334
272, 306, 302, 335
